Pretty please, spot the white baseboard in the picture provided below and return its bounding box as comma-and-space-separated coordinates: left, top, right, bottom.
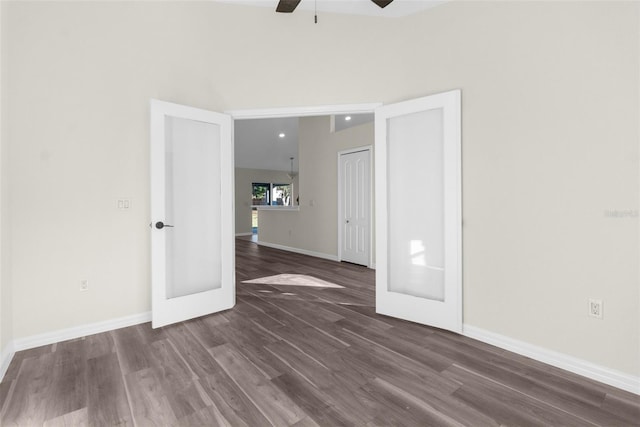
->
257, 240, 338, 262
0, 340, 16, 382
13, 311, 152, 352
463, 324, 640, 395
235, 232, 253, 237
0, 312, 151, 382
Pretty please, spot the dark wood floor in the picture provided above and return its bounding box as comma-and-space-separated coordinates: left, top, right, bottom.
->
1, 239, 639, 426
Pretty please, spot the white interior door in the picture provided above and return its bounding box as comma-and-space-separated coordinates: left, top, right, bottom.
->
339, 148, 371, 267
375, 90, 462, 333
150, 99, 235, 328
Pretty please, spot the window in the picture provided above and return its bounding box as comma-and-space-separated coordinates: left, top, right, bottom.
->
252, 182, 293, 207
252, 183, 270, 206
271, 183, 291, 206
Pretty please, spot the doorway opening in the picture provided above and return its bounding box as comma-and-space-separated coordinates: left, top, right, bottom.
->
231, 103, 380, 256
251, 209, 258, 235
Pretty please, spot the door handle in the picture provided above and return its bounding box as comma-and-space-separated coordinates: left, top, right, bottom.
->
155, 221, 174, 229
346, 220, 350, 223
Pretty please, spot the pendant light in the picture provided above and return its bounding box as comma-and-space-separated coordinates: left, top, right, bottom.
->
287, 157, 298, 180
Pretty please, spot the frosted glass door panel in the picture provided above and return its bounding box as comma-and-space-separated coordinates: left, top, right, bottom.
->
387, 108, 444, 301
165, 116, 222, 299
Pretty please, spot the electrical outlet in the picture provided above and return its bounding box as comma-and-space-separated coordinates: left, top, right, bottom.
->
588, 299, 603, 319
80, 280, 89, 291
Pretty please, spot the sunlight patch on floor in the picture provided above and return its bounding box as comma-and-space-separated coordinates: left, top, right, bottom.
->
242, 274, 344, 289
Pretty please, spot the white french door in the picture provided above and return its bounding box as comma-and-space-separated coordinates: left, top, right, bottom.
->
375, 90, 462, 333
150, 99, 235, 328
339, 148, 372, 267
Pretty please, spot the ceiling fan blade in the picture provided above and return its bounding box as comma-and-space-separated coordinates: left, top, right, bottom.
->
371, 0, 393, 8
276, 0, 302, 13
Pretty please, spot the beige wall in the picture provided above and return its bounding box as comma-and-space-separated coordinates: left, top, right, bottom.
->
234, 167, 299, 235
1, 1, 638, 377
259, 117, 374, 259
0, 0, 4, 355
0, 0, 3, 355
0, 0, 12, 362
425, 1, 639, 376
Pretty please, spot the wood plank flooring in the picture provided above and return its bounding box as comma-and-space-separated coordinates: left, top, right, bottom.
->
1, 238, 639, 426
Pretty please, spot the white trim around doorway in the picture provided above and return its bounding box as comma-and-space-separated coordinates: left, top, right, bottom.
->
226, 103, 381, 120
228, 102, 381, 267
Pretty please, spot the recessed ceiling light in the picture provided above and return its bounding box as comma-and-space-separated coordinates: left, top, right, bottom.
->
279, 133, 285, 138
345, 116, 352, 121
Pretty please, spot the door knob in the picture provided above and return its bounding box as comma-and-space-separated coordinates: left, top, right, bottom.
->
155, 221, 174, 229
346, 220, 350, 223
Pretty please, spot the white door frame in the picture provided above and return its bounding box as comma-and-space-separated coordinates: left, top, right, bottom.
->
337, 146, 374, 268
227, 103, 381, 120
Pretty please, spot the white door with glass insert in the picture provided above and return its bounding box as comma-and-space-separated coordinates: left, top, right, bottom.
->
339, 148, 371, 267
150, 99, 235, 328
375, 90, 462, 333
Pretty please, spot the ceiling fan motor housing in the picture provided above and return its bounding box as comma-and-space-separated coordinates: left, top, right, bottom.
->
276, 0, 394, 14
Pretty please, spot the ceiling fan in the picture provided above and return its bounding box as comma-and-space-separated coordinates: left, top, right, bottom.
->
276, 0, 394, 13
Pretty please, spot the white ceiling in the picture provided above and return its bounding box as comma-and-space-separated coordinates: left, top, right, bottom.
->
235, 114, 374, 172
213, 0, 446, 18
235, 118, 300, 172
334, 113, 374, 132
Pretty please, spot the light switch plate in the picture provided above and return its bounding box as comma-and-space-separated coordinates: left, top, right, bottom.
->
117, 198, 131, 210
